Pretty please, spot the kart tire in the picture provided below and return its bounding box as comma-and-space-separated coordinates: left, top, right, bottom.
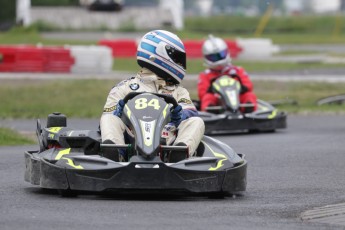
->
207, 192, 225, 199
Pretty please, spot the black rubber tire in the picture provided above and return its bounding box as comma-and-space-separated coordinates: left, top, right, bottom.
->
57, 189, 78, 197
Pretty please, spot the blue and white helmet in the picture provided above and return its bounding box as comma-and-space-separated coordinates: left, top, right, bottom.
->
137, 30, 186, 84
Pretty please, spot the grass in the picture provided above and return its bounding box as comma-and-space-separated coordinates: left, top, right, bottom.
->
0, 79, 109, 118
251, 80, 345, 114
183, 15, 345, 44
0, 127, 36, 146
0, 25, 96, 45
114, 58, 345, 74
0, 79, 344, 119
2, 14, 345, 45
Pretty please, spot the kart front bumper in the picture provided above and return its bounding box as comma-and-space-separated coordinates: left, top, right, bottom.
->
25, 151, 247, 196
202, 112, 287, 134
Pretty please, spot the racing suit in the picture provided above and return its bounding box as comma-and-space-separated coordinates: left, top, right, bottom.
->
198, 65, 257, 112
100, 68, 205, 156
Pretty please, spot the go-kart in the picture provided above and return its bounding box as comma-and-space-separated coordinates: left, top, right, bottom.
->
195, 75, 287, 135
25, 92, 247, 197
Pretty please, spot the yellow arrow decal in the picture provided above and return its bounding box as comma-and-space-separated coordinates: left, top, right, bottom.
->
48, 127, 62, 133
202, 141, 228, 171
62, 157, 84, 169
55, 148, 71, 160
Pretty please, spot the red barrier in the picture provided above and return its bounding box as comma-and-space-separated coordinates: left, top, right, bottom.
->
43, 47, 75, 73
98, 39, 137, 57
0, 47, 17, 71
0, 46, 45, 72
183, 40, 203, 58
185, 40, 243, 59
14, 46, 45, 72
98, 39, 243, 59
0, 46, 74, 73
224, 40, 243, 59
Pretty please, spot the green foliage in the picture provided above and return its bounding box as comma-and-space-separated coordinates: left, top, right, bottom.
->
0, 128, 35, 146
0, 23, 96, 45
185, 15, 345, 35
0, 0, 16, 20
0, 0, 16, 29
31, 0, 79, 6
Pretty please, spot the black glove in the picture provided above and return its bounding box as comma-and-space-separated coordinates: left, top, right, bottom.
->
240, 85, 248, 94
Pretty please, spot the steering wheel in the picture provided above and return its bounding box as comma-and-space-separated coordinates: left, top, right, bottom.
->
123, 92, 179, 108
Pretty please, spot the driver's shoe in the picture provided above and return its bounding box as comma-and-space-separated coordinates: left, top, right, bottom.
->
101, 139, 119, 162
168, 142, 188, 163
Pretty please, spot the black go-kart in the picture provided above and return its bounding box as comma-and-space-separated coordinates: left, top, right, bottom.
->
25, 92, 247, 197
194, 75, 287, 135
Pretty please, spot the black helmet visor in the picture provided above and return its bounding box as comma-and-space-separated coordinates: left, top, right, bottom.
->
165, 45, 186, 70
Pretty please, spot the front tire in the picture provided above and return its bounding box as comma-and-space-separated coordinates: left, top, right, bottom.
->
57, 189, 78, 197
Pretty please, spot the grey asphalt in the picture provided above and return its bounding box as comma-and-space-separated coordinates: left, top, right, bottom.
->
1, 115, 345, 230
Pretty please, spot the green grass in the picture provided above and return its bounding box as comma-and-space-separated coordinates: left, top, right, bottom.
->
2, 14, 345, 45
114, 58, 345, 74
183, 15, 345, 44
0, 79, 344, 119
0, 127, 36, 146
0, 25, 96, 45
252, 80, 345, 114
0, 79, 110, 118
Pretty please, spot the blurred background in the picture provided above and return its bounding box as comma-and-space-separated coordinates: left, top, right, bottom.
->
0, 0, 345, 119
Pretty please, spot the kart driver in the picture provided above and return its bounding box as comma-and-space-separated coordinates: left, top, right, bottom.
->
198, 35, 257, 112
100, 30, 205, 162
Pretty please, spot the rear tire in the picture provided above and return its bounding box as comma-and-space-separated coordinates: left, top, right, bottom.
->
207, 192, 225, 199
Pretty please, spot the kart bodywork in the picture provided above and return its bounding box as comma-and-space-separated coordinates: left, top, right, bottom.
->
196, 75, 287, 134
25, 93, 247, 197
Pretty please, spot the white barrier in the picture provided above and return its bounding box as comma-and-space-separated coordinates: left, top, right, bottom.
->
68, 45, 113, 73
236, 38, 280, 60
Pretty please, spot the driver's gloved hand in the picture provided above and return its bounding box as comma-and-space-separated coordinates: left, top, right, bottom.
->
170, 105, 184, 127
113, 99, 125, 118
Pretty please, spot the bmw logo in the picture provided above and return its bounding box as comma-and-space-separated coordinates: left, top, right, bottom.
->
129, 83, 139, 90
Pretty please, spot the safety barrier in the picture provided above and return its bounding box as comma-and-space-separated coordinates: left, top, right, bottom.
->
0, 39, 279, 73
236, 38, 280, 59
69, 45, 113, 73
98, 39, 244, 59
182, 40, 204, 58
0, 45, 74, 73
0, 45, 112, 73
0, 46, 45, 72
98, 39, 137, 58
43, 47, 75, 72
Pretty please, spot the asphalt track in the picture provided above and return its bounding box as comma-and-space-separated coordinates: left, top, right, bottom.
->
1, 114, 345, 230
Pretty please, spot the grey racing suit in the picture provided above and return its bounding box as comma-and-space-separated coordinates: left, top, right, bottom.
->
100, 68, 205, 156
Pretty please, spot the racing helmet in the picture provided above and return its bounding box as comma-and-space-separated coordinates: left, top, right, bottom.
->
137, 30, 186, 84
202, 35, 231, 70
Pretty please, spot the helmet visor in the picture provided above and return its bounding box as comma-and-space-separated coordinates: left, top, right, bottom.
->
205, 49, 228, 62
165, 45, 186, 70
